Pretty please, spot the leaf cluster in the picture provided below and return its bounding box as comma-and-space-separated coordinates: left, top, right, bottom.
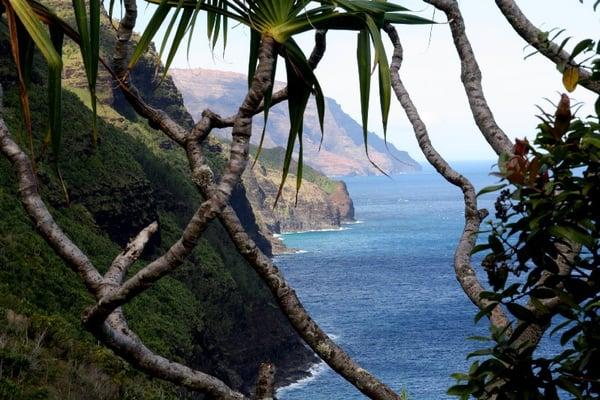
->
450, 94, 600, 399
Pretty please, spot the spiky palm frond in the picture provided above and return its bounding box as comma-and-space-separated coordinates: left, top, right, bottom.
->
131, 0, 432, 200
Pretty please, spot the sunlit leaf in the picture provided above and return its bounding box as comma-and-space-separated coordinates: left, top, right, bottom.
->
129, 0, 170, 69
562, 66, 579, 92
356, 28, 371, 154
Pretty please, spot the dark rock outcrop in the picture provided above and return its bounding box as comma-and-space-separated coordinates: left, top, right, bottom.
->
243, 162, 353, 234
329, 181, 355, 223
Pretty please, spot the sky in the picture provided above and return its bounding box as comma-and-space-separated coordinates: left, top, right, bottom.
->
131, 0, 599, 162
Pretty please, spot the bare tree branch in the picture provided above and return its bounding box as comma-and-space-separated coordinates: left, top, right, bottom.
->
112, 0, 137, 80
84, 35, 278, 329
423, 0, 514, 156
0, 116, 104, 296
0, 115, 247, 399
253, 363, 275, 400
104, 221, 159, 285
384, 23, 510, 330
495, 0, 600, 95
94, 310, 248, 400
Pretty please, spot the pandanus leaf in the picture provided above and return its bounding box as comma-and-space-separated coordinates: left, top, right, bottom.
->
284, 38, 325, 142
48, 24, 63, 158
365, 16, 390, 137
247, 29, 261, 87
383, 13, 435, 25
89, 0, 99, 141
129, 0, 170, 69
8, 0, 63, 157
158, 0, 184, 62
162, 7, 194, 80
274, 40, 313, 206
356, 28, 371, 155
72, 0, 99, 143
186, 0, 206, 60
6, 8, 34, 160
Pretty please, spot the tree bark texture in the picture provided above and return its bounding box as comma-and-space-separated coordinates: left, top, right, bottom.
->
423, 0, 514, 156
495, 0, 600, 95
384, 23, 511, 330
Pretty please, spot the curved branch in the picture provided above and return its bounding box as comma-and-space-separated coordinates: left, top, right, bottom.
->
94, 310, 247, 400
84, 35, 278, 328
181, 138, 404, 399
384, 23, 510, 330
423, 0, 514, 156
104, 221, 159, 285
112, 0, 137, 79
495, 0, 600, 95
0, 117, 104, 296
253, 363, 275, 400
0, 115, 246, 399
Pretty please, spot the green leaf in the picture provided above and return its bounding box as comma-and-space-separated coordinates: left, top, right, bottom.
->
560, 324, 581, 346
186, 0, 206, 60
89, 0, 100, 142
506, 303, 535, 322
550, 225, 595, 248
477, 183, 507, 197
474, 302, 497, 323
569, 38, 593, 61
274, 40, 312, 206
383, 13, 434, 25
5, 7, 34, 159
295, 123, 303, 205
447, 384, 475, 396
356, 28, 371, 155
9, 0, 63, 155
466, 348, 493, 359
470, 243, 491, 255
365, 16, 390, 137
247, 29, 261, 88
129, 0, 170, 69
162, 7, 194, 80
48, 22, 63, 158
582, 133, 600, 149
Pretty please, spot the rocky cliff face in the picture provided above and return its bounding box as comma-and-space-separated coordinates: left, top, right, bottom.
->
241, 146, 355, 236
171, 68, 422, 176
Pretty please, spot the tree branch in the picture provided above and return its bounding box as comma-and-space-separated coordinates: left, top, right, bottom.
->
495, 0, 600, 95
423, 0, 514, 156
104, 221, 159, 285
93, 309, 247, 400
112, 0, 137, 79
253, 363, 275, 400
84, 35, 278, 328
1, 115, 247, 399
384, 23, 510, 329
0, 116, 104, 296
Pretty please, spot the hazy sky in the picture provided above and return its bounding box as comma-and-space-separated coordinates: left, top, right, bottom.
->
133, 0, 599, 162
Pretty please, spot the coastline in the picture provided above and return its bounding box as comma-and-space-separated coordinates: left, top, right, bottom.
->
270, 225, 349, 396
271, 220, 360, 255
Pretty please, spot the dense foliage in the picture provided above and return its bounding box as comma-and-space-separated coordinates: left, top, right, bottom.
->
449, 45, 600, 400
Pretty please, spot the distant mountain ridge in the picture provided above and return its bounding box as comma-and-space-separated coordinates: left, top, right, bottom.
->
171, 68, 421, 176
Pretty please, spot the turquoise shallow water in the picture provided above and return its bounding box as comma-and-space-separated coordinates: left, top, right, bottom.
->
274, 162, 501, 400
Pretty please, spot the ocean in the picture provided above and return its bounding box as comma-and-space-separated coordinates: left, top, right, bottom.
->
274, 161, 502, 400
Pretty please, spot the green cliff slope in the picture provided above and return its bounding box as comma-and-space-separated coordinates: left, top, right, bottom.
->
0, 9, 314, 400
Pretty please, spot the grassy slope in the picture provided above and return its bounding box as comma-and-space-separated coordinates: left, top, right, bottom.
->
0, 13, 304, 397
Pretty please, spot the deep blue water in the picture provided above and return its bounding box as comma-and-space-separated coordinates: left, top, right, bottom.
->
275, 161, 501, 400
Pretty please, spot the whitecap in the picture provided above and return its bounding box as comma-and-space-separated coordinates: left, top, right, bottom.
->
344, 220, 365, 225
276, 361, 328, 395
283, 227, 350, 235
